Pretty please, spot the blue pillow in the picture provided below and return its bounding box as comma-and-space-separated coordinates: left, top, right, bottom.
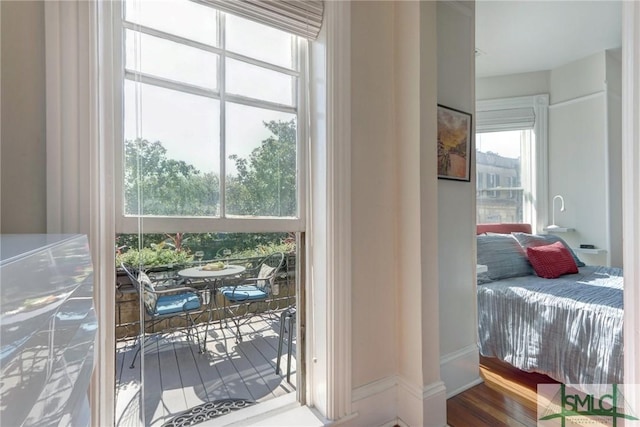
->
511, 232, 586, 268
477, 234, 534, 281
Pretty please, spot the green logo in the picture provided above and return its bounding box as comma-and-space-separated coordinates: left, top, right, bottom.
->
538, 384, 639, 426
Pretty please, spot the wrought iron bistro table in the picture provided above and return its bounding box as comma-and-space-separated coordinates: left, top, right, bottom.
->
177, 264, 246, 327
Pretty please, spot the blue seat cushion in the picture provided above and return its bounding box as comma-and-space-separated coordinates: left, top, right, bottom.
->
155, 292, 201, 316
220, 285, 268, 302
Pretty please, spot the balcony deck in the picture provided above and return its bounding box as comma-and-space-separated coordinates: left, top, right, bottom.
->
115, 313, 297, 426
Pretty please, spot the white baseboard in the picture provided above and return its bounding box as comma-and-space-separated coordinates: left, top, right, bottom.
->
397, 378, 447, 427
349, 377, 398, 427
440, 344, 482, 398
349, 376, 447, 426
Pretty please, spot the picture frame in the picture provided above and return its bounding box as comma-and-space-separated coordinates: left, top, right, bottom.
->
437, 104, 472, 181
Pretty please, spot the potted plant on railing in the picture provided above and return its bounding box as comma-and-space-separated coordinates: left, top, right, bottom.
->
115, 241, 194, 272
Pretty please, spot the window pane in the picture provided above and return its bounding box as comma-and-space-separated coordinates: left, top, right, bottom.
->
124, 81, 220, 216
225, 103, 297, 217
476, 131, 523, 223
226, 58, 294, 106
226, 14, 294, 69
125, 30, 218, 90
125, 0, 217, 46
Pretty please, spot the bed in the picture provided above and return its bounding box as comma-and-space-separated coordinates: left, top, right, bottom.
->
476, 223, 623, 396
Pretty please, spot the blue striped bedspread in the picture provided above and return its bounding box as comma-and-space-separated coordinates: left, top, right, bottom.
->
477, 265, 623, 395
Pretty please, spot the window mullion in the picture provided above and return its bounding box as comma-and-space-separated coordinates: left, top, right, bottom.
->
123, 20, 223, 56
224, 93, 297, 114
226, 50, 299, 77
124, 71, 220, 99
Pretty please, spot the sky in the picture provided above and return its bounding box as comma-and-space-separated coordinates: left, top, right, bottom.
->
476, 130, 523, 160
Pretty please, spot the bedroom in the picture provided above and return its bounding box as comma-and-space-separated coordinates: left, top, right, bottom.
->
446, 0, 628, 422
2, 1, 640, 426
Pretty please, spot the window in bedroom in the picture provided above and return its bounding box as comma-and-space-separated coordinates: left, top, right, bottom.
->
476, 130, 529, 221
475, 95, 549, 230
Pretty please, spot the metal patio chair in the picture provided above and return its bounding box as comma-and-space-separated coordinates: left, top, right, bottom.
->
121, 263, 208, 368
218, 252, 286, 343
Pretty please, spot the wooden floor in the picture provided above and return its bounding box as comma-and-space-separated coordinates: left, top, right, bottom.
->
114, 313, 297, 427
447, 356, 559, 427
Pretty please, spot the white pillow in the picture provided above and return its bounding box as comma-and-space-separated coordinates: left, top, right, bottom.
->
257, 263, 275, 288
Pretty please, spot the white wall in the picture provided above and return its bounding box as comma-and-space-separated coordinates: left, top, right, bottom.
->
350, 0, 397, 395
349, 2, 446, 425
436, 1, 481, 399
476, 70, 550, 101
548, 51, 621, 267
0, 0, 47, 233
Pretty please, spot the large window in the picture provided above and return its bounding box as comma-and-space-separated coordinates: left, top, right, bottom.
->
118, 0, 306, 234
475, 95, 549, 231
114, 2, 309, 422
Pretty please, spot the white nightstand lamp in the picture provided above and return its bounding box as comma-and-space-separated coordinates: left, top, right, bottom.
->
546, 194, 565, 230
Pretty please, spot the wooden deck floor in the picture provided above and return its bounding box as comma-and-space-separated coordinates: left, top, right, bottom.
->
115, 313, 297, 427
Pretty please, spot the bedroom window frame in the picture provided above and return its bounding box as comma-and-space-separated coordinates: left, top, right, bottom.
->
476, 94, 549, 232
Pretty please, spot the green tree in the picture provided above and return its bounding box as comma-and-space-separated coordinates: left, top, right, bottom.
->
124, 138, 219, 216
226, 119, 297, 216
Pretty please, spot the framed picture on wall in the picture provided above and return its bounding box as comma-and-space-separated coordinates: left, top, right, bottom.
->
437, 105, 472, 181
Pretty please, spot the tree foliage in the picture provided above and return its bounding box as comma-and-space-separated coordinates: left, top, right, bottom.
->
124, 138, 219, 216
119, 120, 297, 262
226, 119, 297, 216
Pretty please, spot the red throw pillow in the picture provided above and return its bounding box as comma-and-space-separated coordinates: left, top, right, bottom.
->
526, 241, 579, 279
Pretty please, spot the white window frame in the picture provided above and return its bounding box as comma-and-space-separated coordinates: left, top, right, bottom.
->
114, 2, 308, 235
476, 94, 549, 232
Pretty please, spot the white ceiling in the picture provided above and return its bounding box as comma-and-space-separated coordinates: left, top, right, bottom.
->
475, 0, 622, 78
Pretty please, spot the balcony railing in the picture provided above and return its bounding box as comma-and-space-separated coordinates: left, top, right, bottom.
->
115, 253, 297, 340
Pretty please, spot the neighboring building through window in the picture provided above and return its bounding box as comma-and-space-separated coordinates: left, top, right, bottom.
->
475, 95, 549, 230
476, 130, 528, 223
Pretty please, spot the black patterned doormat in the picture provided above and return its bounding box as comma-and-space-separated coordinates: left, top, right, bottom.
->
162, 398, 255, 427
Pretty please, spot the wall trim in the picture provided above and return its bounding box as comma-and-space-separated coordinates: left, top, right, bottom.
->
440, 344, 482, 398
396, 377, 447, 427
448, 377, 484, 399
322, 0, 353, 421
622, 0, 640, 413
440, 343, 478, 365
548, 90, 605, 109
603, 84, 613, 267
352, 375, 448, 403
397, 376, 447, 401
352, 376, 397, 403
